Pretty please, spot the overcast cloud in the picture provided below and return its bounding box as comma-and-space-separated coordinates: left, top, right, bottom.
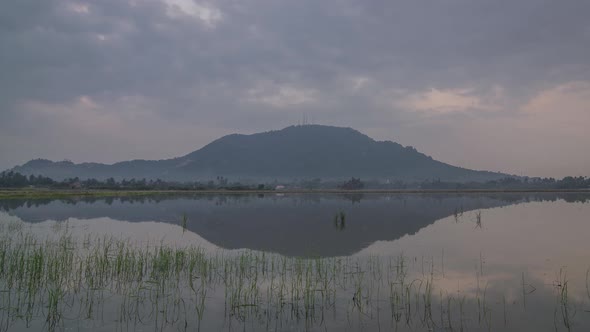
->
1, 0, 589, 177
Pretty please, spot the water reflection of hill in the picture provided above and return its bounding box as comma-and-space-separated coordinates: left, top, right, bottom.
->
1, 193, 588, 257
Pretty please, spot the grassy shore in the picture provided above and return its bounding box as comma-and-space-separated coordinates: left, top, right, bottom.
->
0, 187, 589, 199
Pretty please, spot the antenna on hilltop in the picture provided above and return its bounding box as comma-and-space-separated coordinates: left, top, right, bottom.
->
298, 113, 315, 126
300, 113, 307, 126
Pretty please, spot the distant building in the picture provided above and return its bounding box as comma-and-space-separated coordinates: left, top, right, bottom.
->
275, 185, 286, 190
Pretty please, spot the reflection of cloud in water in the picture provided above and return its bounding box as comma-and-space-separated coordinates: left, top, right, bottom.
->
357, 200, 590, 304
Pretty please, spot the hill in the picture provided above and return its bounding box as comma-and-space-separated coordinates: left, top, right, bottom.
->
10, 125, 508, 182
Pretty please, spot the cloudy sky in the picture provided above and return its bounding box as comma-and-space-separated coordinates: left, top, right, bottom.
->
1, 0, 589, 178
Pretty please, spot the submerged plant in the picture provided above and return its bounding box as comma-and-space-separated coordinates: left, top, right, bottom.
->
181, 213, 188, 233
475, 211, 482, 229
333, 211, 346, 231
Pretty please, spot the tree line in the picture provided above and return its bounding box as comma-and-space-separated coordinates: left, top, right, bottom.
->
0, 171, 588, 190
0, 171, 267, 191
417, 176, 590, 190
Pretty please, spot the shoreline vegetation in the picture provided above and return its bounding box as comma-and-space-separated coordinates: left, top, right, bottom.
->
1, 188, 590, 199
1, 171, 589, 198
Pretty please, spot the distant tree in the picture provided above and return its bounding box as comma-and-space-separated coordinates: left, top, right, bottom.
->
105, 177, 116, 188
0, 171, 28, 187
338, 177, 364, 190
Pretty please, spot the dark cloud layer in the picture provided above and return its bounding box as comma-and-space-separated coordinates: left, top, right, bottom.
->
1, 0, 589, 177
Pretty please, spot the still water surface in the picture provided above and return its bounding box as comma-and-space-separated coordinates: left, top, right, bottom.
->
0, 193, 589, 331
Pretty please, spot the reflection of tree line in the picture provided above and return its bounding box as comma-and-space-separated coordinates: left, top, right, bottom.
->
0, 192, 588, 212
338, 192, 590, 205
0, 196, 171, 211
0, 194, 276, 211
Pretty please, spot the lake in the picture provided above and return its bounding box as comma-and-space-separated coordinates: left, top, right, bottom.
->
1, 193, 589, 331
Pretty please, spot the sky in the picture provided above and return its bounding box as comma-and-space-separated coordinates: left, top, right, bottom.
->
1, 0, 589, 178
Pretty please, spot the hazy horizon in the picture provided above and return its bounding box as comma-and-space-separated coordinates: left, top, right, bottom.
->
1, 1, 589, 178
